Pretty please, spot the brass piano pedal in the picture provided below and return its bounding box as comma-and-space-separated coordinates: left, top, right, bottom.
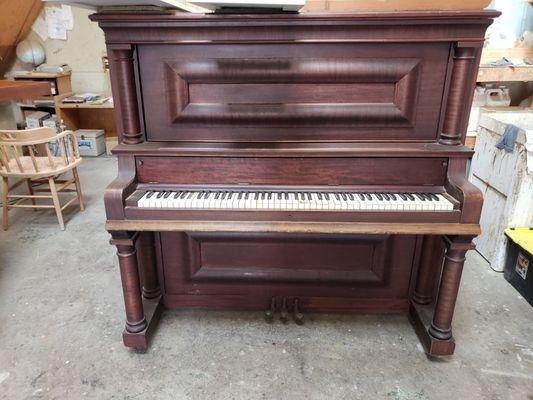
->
280, 297, 289, 323
292, 298, 304, 325
264, 297, 276, 322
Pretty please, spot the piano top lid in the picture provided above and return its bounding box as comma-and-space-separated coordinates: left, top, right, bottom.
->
90, 9, 501, 23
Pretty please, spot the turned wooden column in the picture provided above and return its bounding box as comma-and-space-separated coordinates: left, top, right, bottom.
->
439, 45, 479, 146
413, 236, 445, 305
428, 237, 474, 340
108, 45, 143, 144
110, 232, 147, 334
136, 232, 161, 299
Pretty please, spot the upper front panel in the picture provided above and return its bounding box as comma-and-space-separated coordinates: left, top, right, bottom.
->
138, 42, 450, 142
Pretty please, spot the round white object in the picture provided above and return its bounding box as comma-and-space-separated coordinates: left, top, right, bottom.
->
16, 40, 46, 67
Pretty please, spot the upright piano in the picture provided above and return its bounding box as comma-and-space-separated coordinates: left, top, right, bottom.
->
91, 9, 498, 356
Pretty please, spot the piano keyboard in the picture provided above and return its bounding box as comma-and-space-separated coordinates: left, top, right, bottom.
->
137, 191, 455, 212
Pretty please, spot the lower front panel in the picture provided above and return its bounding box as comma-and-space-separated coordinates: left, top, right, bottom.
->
157, 232, 420, 313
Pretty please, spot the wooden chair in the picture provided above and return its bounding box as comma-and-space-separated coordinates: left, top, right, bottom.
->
0, 127, 84, 231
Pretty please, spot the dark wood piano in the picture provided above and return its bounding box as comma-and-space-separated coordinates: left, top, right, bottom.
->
90, 9, 499, 356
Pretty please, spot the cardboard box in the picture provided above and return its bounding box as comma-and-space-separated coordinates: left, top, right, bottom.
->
75, 129, 106, 157
42, 116, 58, 133
25, 111, 51, 129
302, 0, 492, 12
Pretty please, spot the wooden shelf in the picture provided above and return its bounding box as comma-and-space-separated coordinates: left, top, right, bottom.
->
0, 80, 51, 101
477, 65, 533, 82
57, 102, 114, 109
11, 70, 71, 79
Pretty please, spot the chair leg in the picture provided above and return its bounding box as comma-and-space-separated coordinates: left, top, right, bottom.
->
2, 177, 8, 231
72, 167, 85, 211
49, 177, 65, 231
26, 179, 38, 211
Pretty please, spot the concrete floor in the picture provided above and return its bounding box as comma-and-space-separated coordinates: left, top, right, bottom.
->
0, 156, 532, 400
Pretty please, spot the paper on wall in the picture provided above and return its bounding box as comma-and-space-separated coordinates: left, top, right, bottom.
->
32, 16, 48, 41
45, 6, 73, 41
61, 5, 74, 30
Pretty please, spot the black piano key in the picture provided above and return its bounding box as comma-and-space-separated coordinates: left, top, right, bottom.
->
358, 193, 365, 201
179, 191, 187, 199
146, 191, 155, 199
421, 193, 431, 201
324, 193, 330, 200
365, 193, 372, 200
376, 193, 383, 200
406, 193, 415, 201
307, 193, 312, 201
294, 193, 299, 200
268, 192, 273, 200
196, 192, 203, 199
317, 193, 323, 200
416, 194, 426, 201
157, 191, 165, 199
228, 192, 234, 199
347, 193, 354, 201
164, 192, 172, 199
277, 192, 282, 200
221, 192, 226, 200
238, 192, 243, 200
341, 193, 348, 201
427, 193, 438, 201
215, 192, 221, 200
382, 193, 390, 201
254, 193, 259, 200
334, 193, 341, 200
399, 193, 407, 201
389, 193, 397, 200
245, 192, 250, 200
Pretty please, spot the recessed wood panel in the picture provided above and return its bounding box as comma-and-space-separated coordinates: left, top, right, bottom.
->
160, 232, 417, 300
136, 156, 448, 186
138, 43, 450, 142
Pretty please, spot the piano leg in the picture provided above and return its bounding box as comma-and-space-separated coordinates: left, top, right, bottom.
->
137, 232, 161, 299
410, 235, 474, 356
413, 236, 445, 305
110, 231, 163, 351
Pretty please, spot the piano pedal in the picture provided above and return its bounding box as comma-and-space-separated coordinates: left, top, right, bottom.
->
264, 297, 276, 322
292, 298, 304, 325
280, 297, 289, 323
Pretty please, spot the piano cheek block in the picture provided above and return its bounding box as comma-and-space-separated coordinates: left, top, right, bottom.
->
94, 9, 495, 355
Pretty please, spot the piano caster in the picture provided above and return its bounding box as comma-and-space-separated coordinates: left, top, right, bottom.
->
280, 297, 289, 323
292, 298, 304, 325
265, 297, 276, 322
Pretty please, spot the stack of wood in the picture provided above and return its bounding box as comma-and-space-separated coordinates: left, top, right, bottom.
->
303, 0, 492, 12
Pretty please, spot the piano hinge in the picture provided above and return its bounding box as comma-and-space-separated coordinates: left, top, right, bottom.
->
264, 296, 304, 325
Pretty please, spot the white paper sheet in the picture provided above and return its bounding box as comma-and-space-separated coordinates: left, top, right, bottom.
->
32, 16, 48, 41
45, 6, 71, 40
61, 5, 74, 30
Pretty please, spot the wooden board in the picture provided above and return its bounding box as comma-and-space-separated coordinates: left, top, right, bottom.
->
303, 0, 492, 12
477, 66, 533, 82
0, 80, 51, 101
0, 0, 42, 77
106, 220, 481, 236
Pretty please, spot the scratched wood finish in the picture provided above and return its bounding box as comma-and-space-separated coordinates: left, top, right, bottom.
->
92, 11, 498, 354
160, 232, 416, 302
